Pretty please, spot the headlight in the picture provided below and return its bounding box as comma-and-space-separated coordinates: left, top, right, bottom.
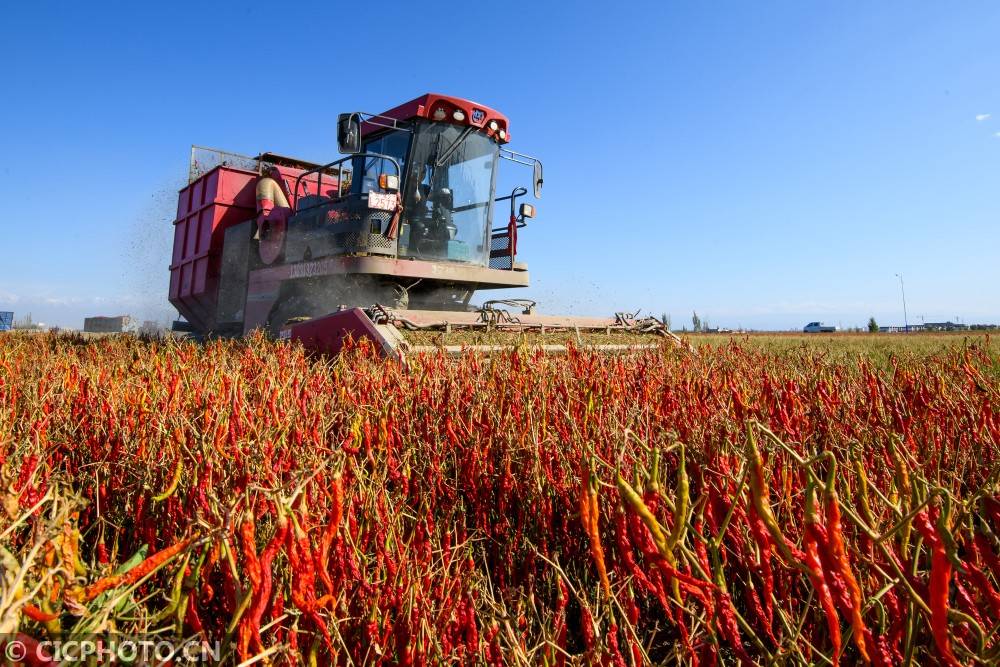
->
453, 110, 466, 121
433, 107, 447, 121
379, 174, 399, 192
498, 129, 507, 141
488, 120, 499, 131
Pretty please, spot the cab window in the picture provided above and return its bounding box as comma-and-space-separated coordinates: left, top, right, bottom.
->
357, 130, 410, 194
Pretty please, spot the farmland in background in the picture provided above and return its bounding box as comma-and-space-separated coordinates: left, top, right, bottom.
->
692, 331, 1000, 358
0, 331, 997, 665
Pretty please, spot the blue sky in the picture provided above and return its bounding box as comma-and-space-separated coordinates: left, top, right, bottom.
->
1, 2, 998, 330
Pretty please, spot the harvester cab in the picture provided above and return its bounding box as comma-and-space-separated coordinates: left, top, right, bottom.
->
331, 98, 541, 277
169, 93, 679, 358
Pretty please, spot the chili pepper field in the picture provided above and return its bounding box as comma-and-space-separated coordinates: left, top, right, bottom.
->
1, 332, 998, 665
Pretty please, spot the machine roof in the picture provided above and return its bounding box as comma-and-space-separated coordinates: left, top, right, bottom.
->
364, 93, 511, 142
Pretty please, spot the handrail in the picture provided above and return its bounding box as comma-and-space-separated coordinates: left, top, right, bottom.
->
493, 186, 528, 204
499, 148, 540, 168
292, 152, 402, 212
355, 112, 414, 135
491, 187, 528, 233
488, 186, 530, 270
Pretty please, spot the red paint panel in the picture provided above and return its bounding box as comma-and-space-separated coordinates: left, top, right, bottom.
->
288, 308, 394, 357
192, 256, 208, 294
192, 179, 204, 210
168, 165, 257, 332
176, 189, 188, 220
171, 221, 186, 264
168, 268, 180, 300
364, 93, 511, 141
182, 263, 195, 298
197, 209, 213, 254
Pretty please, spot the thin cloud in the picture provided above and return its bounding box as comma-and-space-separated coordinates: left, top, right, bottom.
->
995, 132, 1000, 138
976, 113, 992, 121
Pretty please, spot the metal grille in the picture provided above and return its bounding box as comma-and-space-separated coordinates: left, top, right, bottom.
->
189, 146, 258, 182
334, 232, 362, 251
369, 211, 392, 234
490, 236, 510, 253
332, 229, 395, 253
368, 234, 394, 250
490, 233, 513, 269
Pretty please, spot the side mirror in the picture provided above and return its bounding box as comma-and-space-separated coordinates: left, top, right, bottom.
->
533, 160, 543, 198
337, 113, 362, 154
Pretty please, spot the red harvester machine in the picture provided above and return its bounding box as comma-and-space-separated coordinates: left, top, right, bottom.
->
169, 93, 679, 358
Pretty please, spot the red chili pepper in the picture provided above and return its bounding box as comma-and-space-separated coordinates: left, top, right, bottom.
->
973, 533, 1000, 581
716, 590, 753, 666
746, 509, 775, 631
865, 630, 895, 667
580, 603, 597, 655
96, 539, 109, 565
579, 467, 610, 599
83, 535, 194, 601
804, 486, 842, 662
248, 514, 288, 653
553, 577, 568, 667
185, 595, 205, 636
914, 509, 961, 667
286, 511, 334, 655
825, 490, 870, 662
316, 474, 345, 597
966, 537, 1000, 618
22, 604, 59, 623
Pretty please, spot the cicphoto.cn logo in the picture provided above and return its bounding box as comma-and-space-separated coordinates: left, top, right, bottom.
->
3, 636, 223, 664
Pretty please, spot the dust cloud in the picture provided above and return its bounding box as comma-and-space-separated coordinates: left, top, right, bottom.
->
120, 178, 184, 327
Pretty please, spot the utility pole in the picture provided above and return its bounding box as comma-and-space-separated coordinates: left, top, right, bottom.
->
895, 273, 909, 333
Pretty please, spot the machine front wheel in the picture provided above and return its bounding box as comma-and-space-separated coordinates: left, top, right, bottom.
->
266, 294, 314, 338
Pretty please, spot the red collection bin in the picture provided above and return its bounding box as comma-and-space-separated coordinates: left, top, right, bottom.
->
168, 166, 257, 332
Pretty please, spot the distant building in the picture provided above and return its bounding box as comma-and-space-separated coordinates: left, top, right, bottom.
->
0, 311, 12, 332
878, 321, 986, 333
139, 320, 164, 335
922, 321, 968, 332
83, 315, 136, 333
12, 313, 46, 331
